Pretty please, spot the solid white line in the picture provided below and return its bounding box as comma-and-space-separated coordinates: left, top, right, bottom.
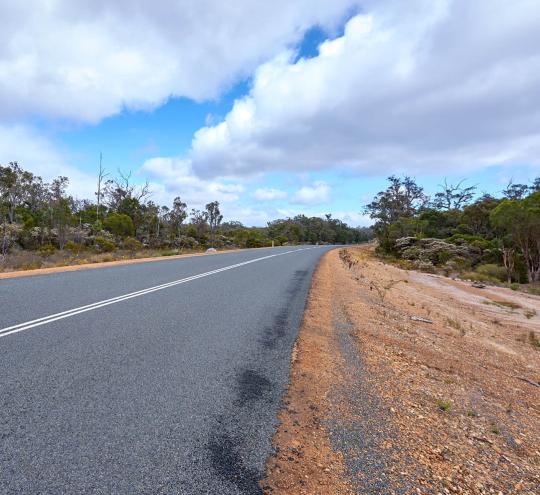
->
0, 247, 316, 340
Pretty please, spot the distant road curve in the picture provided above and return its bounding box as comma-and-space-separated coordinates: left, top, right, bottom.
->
0, 245, 333, 494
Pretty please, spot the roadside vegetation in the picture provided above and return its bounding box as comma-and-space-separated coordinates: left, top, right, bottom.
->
0, 162, 372, 272
366, 175, 540, 291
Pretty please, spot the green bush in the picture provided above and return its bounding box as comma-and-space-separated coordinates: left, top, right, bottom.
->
461, 271, 499, 284
65, 240, 84, 254
38, 244, 56, 256
160, 249, 178, 256
436, 250, 453, 264
94, 236, 116, 253
475, 263, 507, 282
510, 283, 520, 291
447, 234, 497, 251
122, 237, 142, 252
103, 213, 135, 238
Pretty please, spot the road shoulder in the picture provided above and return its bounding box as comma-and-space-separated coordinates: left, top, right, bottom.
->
262, 246, 540, 494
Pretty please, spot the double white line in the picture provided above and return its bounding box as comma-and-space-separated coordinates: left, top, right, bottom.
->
0, 247, 315, 340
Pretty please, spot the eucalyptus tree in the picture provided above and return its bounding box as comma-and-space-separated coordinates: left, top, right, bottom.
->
205, 201, 223, 248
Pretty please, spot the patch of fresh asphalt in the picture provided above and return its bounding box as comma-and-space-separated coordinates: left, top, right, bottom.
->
0, 245, 333, 494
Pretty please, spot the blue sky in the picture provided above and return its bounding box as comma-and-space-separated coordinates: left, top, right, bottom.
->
1, 1, 539, 226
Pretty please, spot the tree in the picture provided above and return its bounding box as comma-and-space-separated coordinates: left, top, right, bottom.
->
169, 197, 187, 238
365, 176, 427, 250
0, 162, 37, 224
461, 194, 500, 237
432, 179, 476, 210
95, 153, 108, 221
205, 201, 223, 248
503, 180, 529, 201
190, 209, 208, 242
491, 192, 540, 283
49, 176, 73, 249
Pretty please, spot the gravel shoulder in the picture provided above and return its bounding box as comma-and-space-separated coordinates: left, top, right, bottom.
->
263, 246, 540, 494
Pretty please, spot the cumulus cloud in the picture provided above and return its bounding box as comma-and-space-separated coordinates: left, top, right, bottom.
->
140, 157, 244, 208
191, 0, 540, 178
0, 125, 96, 198
252, 188, 288, 201
292, 181, 330, 205
333, 211, 372, 227
0, 0, 358, 123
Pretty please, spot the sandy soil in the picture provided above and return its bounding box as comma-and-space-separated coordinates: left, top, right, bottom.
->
264, 246, 540, 494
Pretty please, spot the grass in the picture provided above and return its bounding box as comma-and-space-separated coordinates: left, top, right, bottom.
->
483, 299, 521, 310
460, 271, 500, 285
524, 309, 537, 319
436, 399, 452, 412
466, 409, 479, 418
529, 331, 540, 348
490, 424, 501, 435
446, 317, 466, 335
0, 247, 207, 273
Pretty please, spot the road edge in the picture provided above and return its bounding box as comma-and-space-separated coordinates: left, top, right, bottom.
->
0, 247, 271, 280
260, 248, 355, 494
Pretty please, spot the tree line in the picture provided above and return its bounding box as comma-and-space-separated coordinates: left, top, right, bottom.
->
366, 175, 540, 284
0, 162, 371, 261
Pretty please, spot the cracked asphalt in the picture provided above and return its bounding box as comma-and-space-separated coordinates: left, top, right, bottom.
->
0, 246, 332, 494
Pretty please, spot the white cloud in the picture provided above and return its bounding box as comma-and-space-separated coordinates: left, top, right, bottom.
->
191, 0, 540, 178
292, 181, 330, 205
333, 211, 372, 227
252, 187, 288, 201
140, 157, 244, 209
0, 0, 358, 124
0, 125, 96, 199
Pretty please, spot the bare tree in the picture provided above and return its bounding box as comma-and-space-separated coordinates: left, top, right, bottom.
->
433, 179, 477, 210
104, 170, 150, 210
95, 152, 108, 221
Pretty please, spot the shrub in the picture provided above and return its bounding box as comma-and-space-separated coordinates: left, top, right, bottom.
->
437, 250, 453, 264
64, 240, 84, 254
122, 237, 142, 252
395, 259, 414, 270
94, 236, 116, 253
510, 283, 520, 291
103, 213, 135, 238
38, 244, 56, 256
475, 264, 507, 282
437, 400, 452, 412
160, 249, 178, 256
461, 271, 499, 284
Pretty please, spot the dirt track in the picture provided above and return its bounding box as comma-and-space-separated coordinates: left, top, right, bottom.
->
264, 246, 540, 494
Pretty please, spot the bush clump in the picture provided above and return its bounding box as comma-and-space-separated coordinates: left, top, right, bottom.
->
64, 240, 84, 254
103, 213, 135, 238
38, 244, 56, 256
475, 264, 507, 282
122, 237, 142, 252
94, 236, 116, 253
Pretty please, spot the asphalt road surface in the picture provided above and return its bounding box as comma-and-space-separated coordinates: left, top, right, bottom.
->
0, 246, 333, 494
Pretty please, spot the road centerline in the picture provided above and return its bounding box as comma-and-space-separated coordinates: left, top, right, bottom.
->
0, 247, 316, 340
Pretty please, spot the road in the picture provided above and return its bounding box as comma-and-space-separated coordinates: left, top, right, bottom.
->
0, 246, 332, 494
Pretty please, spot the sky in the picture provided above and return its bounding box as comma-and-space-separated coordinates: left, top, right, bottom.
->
1, 0, 540, 227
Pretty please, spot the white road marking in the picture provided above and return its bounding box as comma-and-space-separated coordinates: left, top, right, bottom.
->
0, 247, 317, 339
